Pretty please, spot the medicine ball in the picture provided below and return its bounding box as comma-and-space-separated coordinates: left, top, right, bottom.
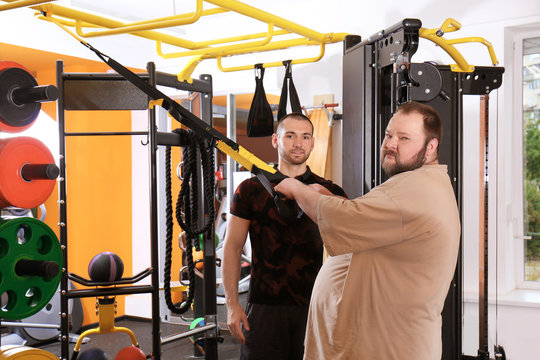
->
88, 252, 124, 283
78, 348, 109, 360
115, 346, 146, 360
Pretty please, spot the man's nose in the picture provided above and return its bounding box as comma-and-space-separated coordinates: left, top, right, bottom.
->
384, 137, 397, 150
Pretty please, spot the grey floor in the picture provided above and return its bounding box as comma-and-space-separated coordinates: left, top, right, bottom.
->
3, 294, 248, 360
39, 318, 242, 360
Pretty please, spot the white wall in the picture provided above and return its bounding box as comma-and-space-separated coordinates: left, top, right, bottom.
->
3, 1, 540, 358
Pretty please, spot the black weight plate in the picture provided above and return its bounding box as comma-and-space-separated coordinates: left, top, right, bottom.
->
0, 67, 40, 128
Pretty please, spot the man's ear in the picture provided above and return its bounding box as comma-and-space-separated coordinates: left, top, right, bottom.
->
271, 133, 278, 149
425, 138, 439, 161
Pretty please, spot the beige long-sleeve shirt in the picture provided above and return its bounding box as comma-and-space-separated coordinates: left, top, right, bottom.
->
305, 165, 461, 360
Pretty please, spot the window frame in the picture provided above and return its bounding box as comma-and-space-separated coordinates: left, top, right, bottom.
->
513, 29, 540, 290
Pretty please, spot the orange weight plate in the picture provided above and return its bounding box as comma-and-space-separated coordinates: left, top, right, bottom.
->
0, 137, 56, 209
0, 61, 29, 72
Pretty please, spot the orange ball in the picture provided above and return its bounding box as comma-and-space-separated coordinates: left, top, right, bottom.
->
115, 346, 145, 360
193, 249, 204, 271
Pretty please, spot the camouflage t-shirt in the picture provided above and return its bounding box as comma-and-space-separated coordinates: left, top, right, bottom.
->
230, 166, 346, 306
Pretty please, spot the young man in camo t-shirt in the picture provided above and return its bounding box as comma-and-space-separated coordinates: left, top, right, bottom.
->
222, 112, 346, 360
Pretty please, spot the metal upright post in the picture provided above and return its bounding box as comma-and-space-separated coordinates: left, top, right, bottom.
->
147, 62, 163, 360
56, 60, 70, 360
200, 74, 218, 360
226, 93, 236, 212
478, 95, 490, 360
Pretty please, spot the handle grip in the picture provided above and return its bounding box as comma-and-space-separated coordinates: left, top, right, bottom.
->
21, 163, 60, 181
273, 192, 302, 222
16, 259, 60, 279
11, 85, 58, 105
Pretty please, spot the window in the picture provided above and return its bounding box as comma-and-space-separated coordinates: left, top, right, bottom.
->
521, 36, 540, 283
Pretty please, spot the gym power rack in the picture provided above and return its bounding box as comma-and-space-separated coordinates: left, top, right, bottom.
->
55, 60, 219, 360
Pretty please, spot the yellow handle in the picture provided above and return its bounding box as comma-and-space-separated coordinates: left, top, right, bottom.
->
217, 42, 326, 72
419, 17, 499, 73
216, 141, 276, 174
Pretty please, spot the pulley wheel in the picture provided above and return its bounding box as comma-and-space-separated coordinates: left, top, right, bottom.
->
0, 218, 62, 320
0, 137, 57, 209
0, 62, 40, 133
0, 345, 58, 359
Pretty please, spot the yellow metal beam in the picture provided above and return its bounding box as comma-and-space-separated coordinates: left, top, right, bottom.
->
177, 55, 209, 83
205, 0, 336, 43
195, 28, 290, 48
74, 0, 225, 37
157, 23, 276, 59
216, 42, 326, 72
215, 36, 334, 56
35, 14, 100, 29
25, 0, 349, 76
419, 18, 499, 73
35, 3, 203, 49
175, 37, 333, 81
0, 0, 54, 11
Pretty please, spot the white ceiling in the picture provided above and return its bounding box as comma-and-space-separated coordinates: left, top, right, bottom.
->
66, 0, 329, 39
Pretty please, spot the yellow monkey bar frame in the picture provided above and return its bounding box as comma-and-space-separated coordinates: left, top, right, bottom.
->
0, 0, 499, 79
419, 18, 499, 72
0, 0, 347, 82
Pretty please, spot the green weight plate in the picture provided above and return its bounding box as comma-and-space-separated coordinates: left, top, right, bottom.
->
0, 218, 62, 320
198, 233, 219, 250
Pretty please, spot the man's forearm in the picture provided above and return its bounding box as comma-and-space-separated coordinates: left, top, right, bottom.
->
294, 183, 323, 223
222, 247, 242, 306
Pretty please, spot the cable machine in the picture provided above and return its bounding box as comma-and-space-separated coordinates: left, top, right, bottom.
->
342, 18, 505, 360
55, 60, 218, 360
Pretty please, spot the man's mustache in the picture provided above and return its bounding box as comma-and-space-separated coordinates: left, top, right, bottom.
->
383, 150, 397, 158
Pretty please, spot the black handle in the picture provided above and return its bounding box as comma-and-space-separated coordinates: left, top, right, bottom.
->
16, 259, 60, 279
11, 84, 58, 105
273, 192, 300, 222
21, 163, 59, 181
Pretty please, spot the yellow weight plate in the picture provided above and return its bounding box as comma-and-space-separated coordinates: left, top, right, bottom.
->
0, 345, 57, 359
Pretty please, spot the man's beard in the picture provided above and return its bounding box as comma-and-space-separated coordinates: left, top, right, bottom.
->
279, 148, 309, 165
381, 145, 427, 178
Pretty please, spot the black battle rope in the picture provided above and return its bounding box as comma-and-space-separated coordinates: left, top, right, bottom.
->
164, 128, 215, 315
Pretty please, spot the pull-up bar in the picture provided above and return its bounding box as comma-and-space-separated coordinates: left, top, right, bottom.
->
0, 0, 348, 82
419, 18, 499, 73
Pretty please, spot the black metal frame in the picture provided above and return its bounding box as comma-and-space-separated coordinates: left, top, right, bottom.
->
56, 60, 218, 360
342, 19, 504, 360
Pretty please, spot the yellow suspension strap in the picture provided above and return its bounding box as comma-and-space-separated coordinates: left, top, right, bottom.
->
44, 10, 282, 178
45, 11, 294, 224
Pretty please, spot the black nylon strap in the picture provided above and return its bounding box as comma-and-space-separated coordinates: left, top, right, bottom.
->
247, 63, 274, 137
278, 60, 302, 120
82, 41, 237, 149
253, 166, 299, 223
81, 41, 297, 219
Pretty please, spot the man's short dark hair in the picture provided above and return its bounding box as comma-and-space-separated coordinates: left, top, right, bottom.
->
396, 102, 442, 154
276, 112, 314, 135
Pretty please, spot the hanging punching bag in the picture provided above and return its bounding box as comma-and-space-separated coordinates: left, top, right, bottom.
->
247, 64, 274, 137
278, 60, 302, 121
